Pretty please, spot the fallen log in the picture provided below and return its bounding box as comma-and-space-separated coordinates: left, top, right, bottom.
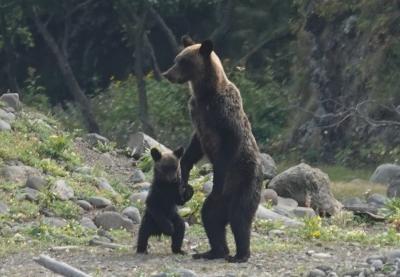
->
89, 238, 130, 249
34, 254, 91, 277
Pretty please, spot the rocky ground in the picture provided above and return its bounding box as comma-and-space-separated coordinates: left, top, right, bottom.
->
1, 93, 400, 277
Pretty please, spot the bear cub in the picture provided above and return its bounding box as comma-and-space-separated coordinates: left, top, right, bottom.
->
136, 147, 192, 254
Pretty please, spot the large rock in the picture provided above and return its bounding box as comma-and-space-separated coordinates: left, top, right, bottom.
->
76, 200, 93, 211
367, 193, 388, 208
0, 165, 40, 183
84, 133, 109, 146
261, 189, 278, 205
94, 212, 134, 231
87, 196, 112, 209
122, 206, 141, 224
80, 217, 97, 229
256, 205, 303, 227
16, 187, 39, 201
52, 180, 74, 201
370, 164, 400, 185
269, 163, 342, 216
0, 108, 15, 123
97, 178, 117, 195
387, 180, 400, 198
127, 132, 169, 158
25, 175, 47, 191
43, 217, 68, 227
0, 93, 21, 111
0, 119, 11, 131
260, 153, 277, 180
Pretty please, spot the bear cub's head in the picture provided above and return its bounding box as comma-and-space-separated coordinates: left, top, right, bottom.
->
151, 147, 184, 184
163, 35, 215, 84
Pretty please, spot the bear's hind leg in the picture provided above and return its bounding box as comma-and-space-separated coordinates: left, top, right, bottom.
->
227, 191, 259, 263
193, 194, 229, 260
136, 217, 153, 254
171, 213, 186, 254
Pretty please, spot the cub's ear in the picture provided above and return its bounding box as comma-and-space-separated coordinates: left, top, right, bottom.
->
150, 148, 162, 161
199, 40, 213, 57
181, 35, 195, 47
173, 146, 184, 159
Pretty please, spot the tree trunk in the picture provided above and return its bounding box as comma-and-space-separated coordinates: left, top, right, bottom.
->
134, 12, 155, 137
210, 0, 235, 44
33, 11, 100, 133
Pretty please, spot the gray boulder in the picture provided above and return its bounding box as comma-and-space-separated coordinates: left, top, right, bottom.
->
135, 182, 151, 191
130, 191, 148, 204
80, 217, 97, 229
25, 175, 47, 191
293, 207, 316, 218
269, 163, 342, 215
256, 205, 303, 227
122, 206, 141, 224
370, 164, 400, 185
261, 189, 278, 205
52, 180, 74, 200
16, 187, 39, 201
127, 132, 169, 158
0, 119, 11, 131
0, 93, 21, 111
87, 196, 112, 209
342, 197, 363, 206
94, 212, 134, 231
97, 178, 117, 195
131, 168, 146, 184
0, 165, 40, 183
387, 180, 400, 198
0, 108, 15, 123
85, 133, 109, 146
0, 201, 9, 214
76, 200, 93, 211
367, 193, 388, 208
260, 153, 277, 180
43, 217, 68, 227
277, 196, 298, 208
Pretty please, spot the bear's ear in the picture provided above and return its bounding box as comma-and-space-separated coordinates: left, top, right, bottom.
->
150, 148, 162, 161
181, 35, 195, 47
199, 40, 213, 57
173, 146, 184, 159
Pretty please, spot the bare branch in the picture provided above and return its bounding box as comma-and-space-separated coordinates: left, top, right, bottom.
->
34, 254, 91, 277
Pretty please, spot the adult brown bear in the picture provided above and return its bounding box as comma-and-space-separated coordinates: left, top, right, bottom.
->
163, 36, 262, 263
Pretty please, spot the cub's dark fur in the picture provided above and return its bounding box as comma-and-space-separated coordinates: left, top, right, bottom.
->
136, 147, 192, 254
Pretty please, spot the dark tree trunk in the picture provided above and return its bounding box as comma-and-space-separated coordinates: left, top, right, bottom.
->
134, 12, 155, 137
33, 11, 100, 133
210, 0, 235, 44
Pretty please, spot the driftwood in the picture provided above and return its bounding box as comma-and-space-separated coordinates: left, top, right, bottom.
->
34, 254, 91, 277
343, 204, 386, 221
89, 239, 129, 249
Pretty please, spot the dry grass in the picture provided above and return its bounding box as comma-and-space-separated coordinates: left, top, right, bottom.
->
331, 180, 387, 201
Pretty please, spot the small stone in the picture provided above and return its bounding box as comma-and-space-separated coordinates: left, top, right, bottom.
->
43, 217, 67, 227
0, 165, 39, 183
0, 108, 15, 123
122, 206, 141, 224
327, 273, 338, 277
293, 207, 316, 218
366, 255, 387, 264
308, 269, 326, 277
262, 189, 278, 205
0, 201, 9, 214
260, 153, 277, 180
0, 93, 21, 110
103, 205, 117, 212
127, 132, 169, 158
370, 259, 384, 271
76, 200, 93, 211
268, 229, 285, 237
135, 182, 151, 191
94, 211, 134, 231
312, 252, 332, 259
202, 181, 213, 195
131, 169, 146, 184
175, 269, 198, 277
386, 250, 400, 262
17, 187, 39, 201
97, 178, 117, 195
277, 197, 298, 208
256, 205, 302, 227
52, 180, 74, 200
74, 166, 92, 175
25, 175, 47, 191
80, 217, 97, 229
84, 133, 109, 146
87, 196, 112, 209
130, 191, 148, 204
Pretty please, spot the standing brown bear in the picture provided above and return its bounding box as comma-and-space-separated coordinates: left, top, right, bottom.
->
163, 36, 262, 263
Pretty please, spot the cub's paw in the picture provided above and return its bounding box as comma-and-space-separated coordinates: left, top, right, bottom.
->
226, 254, 249, 263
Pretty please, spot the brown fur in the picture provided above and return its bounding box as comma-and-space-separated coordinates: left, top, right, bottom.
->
163, 37, 262, 263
